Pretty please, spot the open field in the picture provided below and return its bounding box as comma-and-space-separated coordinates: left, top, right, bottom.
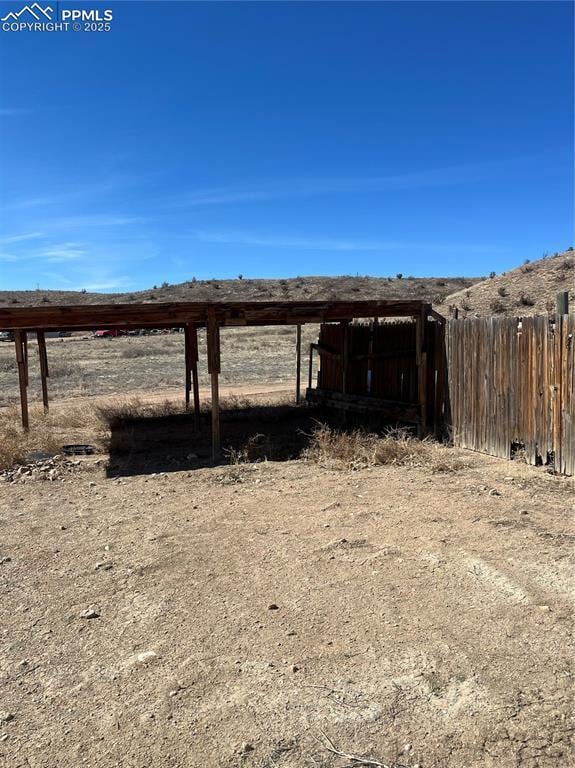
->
0, 327, 318, 406
0, 427, 573, 767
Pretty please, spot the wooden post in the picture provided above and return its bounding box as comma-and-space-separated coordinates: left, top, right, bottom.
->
556, 291, 569, 316
416, 305, 429, 437
14, 330, 29, 430
184, 325, 191, 409
341, 321, 349, 395
184, 324, 201, 430
206, 309, 221, 460
308, 344, 314, 390
37, 330, 49, 412
295, 324, 302, 404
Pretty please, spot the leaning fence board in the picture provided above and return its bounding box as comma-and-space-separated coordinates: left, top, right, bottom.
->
445, 315, 574, 476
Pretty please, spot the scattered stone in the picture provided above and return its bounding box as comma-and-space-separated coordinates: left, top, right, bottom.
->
1, 456, 82, 485
488, 489, 501, 496
286, 630, 297, 637
0, 734, 7, 742
79, 608, 100, 619
240, 743, 254, 754
136, 651, 158, 664
404, 744, 412, 753
94, 561, 113, 571
0, 556, 11, 565
268, 604, 279, 611
0, 712, 14, 724
291, 664, 299, 673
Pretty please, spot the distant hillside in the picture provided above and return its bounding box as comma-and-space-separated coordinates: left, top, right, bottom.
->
440, 250, 574, 317
0, 275, 479, 308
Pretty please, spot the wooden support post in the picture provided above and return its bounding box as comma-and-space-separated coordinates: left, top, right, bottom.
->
206, 309, 221, 460
341, 321, 349, 395
14, 330, 29, 431
556, 291, 569, 316
295, 324, 302, 404
37, 330, 49, 412
308, 344, 314, 390
416, 306, 429, 437
184, 326, 191, 409
184, 324, 201, 430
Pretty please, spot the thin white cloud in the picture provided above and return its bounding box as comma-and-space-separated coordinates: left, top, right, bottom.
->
0, 232, 44, 244
47, 215, 145, 229
41, 242, 87, 262
0, 108, 29, 117
196, 231, 508, 254
173, 163, 495, 209
172, 149, 567, 209
4, 176, 140, 211
81, 278, 133, 291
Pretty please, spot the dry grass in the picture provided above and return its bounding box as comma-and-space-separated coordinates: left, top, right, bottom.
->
0, 403, 107, 470
96, 397, 187, 425
304, 424, 468, 472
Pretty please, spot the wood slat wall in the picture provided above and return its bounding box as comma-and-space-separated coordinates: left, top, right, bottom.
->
317, 321, 419, 402
445, 315, 574, 476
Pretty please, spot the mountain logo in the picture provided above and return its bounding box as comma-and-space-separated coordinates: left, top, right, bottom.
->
1, 3, 53, 21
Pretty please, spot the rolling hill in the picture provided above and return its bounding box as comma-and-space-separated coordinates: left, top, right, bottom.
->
441, 249, 574, 317
0, 274, 478, 308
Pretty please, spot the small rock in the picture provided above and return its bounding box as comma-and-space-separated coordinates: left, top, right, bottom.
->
286, 630, 297, 637
488, 489, 501, 496
0, 734, 7, 742
79, 608, 100, 619
268, 604, 279, 611
291, 664, 299, 673
0, 712, 14, 724
520, 510, 529, 515
136, 651, 157, 664
404, 744, 412, 753
94, 561, 113, 571
89, 481, 96, 488
240, 742, 254, 754
0, 556, 11, 565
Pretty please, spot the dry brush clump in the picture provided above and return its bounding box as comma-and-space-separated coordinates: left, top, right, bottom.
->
304, 424, 468, 472
0, 403, 107, 470
96, 397, 187, 425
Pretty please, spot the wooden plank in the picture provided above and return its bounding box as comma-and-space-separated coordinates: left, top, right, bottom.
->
207, 309, 221, 459
295, 324, 301, 404
556, 292, 569, 315
184, 325, 192, 409
341, 321, 349, 395
0, 299, 427, 332
37, 330, 49, 412
14, 330, 29, 431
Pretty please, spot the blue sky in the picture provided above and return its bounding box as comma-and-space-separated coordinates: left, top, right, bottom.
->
0, 1, 573, 292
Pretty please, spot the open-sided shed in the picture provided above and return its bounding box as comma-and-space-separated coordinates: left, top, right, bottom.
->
0, 299, 437, 458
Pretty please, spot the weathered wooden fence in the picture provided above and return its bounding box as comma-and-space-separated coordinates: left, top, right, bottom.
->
445, 315, 574, 476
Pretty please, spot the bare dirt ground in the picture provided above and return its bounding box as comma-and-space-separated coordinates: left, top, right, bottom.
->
1, 426, 573, 768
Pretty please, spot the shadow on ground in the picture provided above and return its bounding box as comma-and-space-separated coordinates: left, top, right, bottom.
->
105, 403, 328, 477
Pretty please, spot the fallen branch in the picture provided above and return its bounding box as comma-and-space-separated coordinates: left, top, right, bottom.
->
319, 731, 409, 768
